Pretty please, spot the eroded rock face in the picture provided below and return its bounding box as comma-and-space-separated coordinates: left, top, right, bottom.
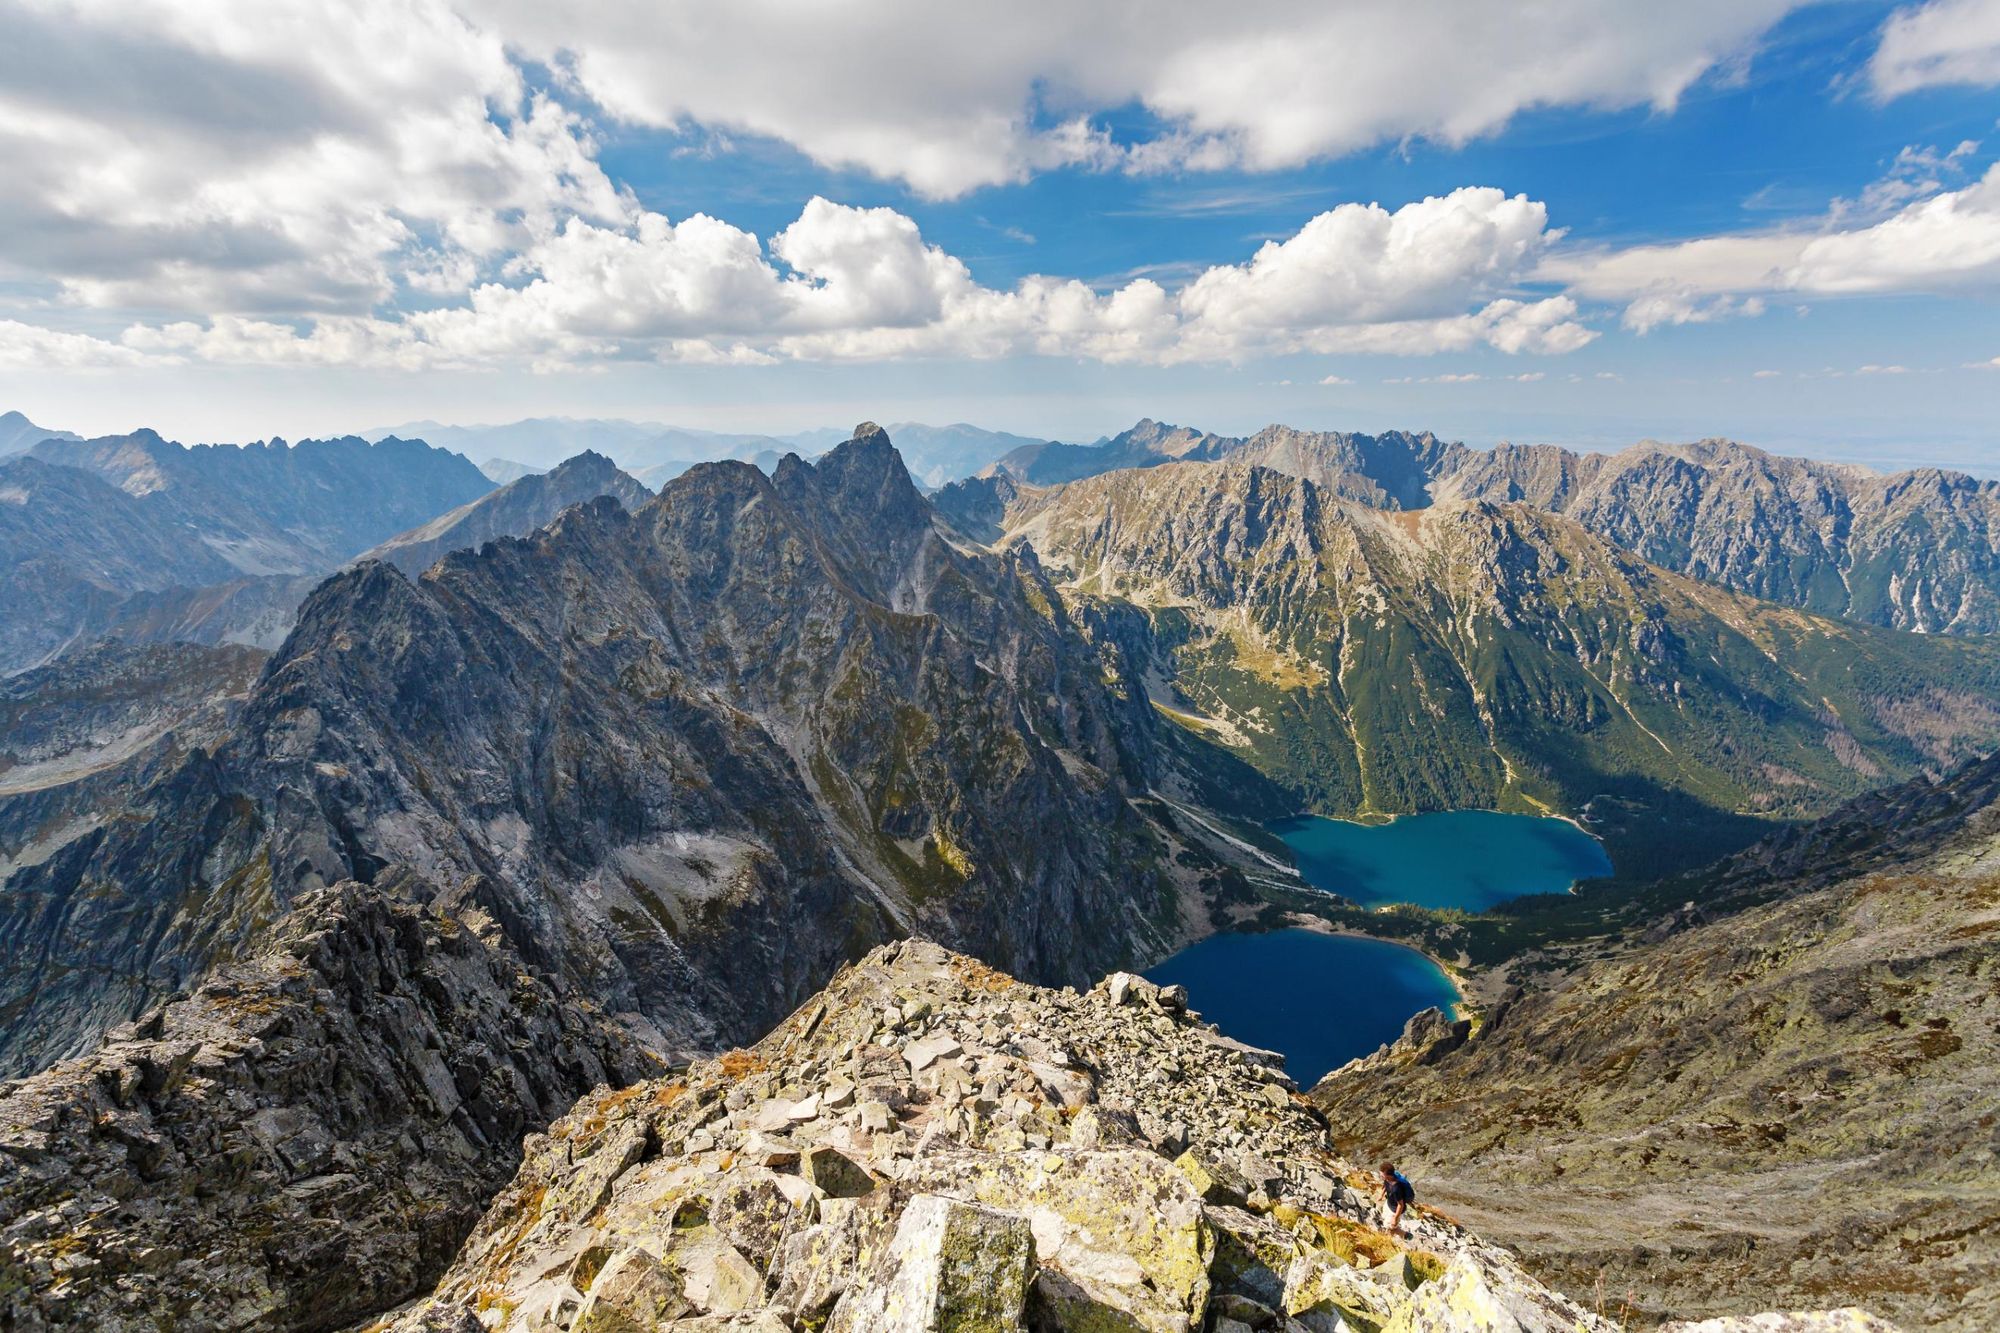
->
393, 939, 1614, 1333
0, 877, 655, 1333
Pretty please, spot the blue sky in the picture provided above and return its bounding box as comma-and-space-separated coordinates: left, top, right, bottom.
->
0, 0, 1996, 472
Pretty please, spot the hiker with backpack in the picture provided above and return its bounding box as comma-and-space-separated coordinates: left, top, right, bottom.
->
1379, 1162, 1415, 1236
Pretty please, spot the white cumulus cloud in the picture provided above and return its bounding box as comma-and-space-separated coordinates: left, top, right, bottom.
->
473, 0, 1810, 198
100, 189, 1592, 371
0, 319, 158, 370
1547, 160, 2000, 311
1869, 0, 2000, 99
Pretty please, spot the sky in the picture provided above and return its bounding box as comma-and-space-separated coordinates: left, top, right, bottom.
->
0, 0, 1998, 473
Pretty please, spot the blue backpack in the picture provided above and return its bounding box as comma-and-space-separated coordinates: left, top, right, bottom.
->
1388, 1172, 1415, 1207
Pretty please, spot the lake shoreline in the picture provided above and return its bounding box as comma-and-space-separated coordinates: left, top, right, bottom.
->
1275, 912, 1469, 1021
1146, 925, 1464, 1087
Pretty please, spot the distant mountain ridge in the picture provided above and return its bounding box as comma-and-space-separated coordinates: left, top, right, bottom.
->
356, 450, 652, 577
973, 419, 2000, 635
0, 431, 494, 674
32, 430, 493, 575
0, 410, 79, 456
368, 416, 1064, 491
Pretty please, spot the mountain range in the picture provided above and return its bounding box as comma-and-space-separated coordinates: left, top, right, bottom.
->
0, 426, 1270, 1078
980, 420, 2000, 635
0, 431, 494, 673
0, 410, 79, 456
356, 451, 652, 578
940, 453, 2000, 873
0, 437, 654, 674
373, 416, 1062, 491
0, 417, 1988, 1331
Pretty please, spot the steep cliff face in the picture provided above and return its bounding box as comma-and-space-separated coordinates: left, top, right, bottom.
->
357, 451, 653, 577
0, 877, 654, 1332
0, 427, 1253, 1076
1311, 751, 2000, 1330
972, 457, 2000, 871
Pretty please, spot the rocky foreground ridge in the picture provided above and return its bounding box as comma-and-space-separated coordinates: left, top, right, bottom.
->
0, 876, 654, 1332
386, 939, 1886, 1333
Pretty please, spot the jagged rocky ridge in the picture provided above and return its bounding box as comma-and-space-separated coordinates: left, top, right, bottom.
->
0, 431, 495, 673
0, 426, 1259, 1076
355, 451, 653, 578
388, 938, 1888, 1333
1311, 749, 2000, 1330
0, 875, 655, 1332
943, 454, 2000, 871
969, 422, 2000, 635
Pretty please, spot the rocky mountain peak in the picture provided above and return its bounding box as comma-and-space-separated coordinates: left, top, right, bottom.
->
388, 938, 1631, 1333
768, 422, 935, 582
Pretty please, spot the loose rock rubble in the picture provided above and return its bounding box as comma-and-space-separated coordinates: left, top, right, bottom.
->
393, 942, 1623, 1332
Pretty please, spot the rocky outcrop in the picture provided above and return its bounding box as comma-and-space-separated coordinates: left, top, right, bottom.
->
392, 939, 1618, 1333
1311, 751, 2000, 1329
0, 426, 1262, 1076
358, 451, 652, 577
0, 876, 655, 1332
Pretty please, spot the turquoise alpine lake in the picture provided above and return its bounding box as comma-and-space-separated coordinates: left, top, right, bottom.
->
1272, 809, 1613, 912
1145, 929, 1460, 1086
1141, 813, 1609, 1085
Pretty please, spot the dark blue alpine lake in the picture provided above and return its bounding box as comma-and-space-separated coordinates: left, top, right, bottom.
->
1146, 928, 1460, 1087
1146, 812, 1611, 1085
